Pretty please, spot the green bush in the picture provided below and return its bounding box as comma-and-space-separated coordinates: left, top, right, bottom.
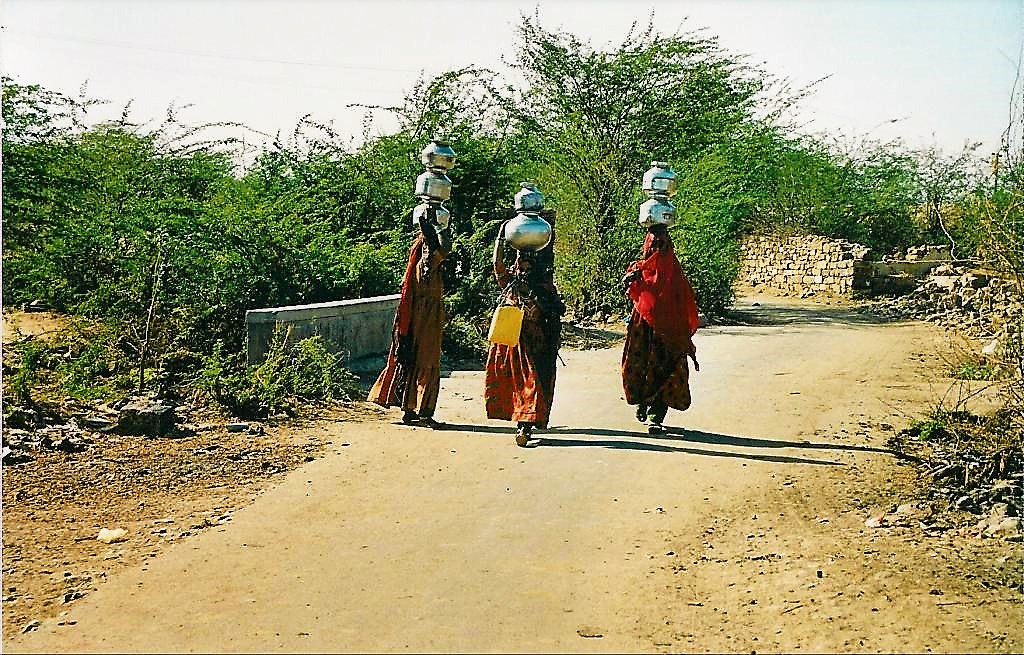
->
53, 322, 127, 400
905, 410, 981, 442
195, 329, 362, 419
4, 337, 50, 405
443, 313, 489, 364
949, 357, 1000, 381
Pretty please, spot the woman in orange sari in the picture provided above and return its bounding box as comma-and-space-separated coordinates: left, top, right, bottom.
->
368, 209, 450, 428
484, 216, 565, 447
621, 224, 700, 433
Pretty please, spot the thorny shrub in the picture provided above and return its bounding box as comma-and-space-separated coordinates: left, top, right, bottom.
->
195, 327, 362, 420
889, 319, 1023, 504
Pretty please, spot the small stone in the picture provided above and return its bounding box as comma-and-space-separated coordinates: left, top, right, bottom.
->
864, 512, 887, 528
21, 620, 40, 633
62, 591, 83, 604
117, 400, 176, 436
83, 416, 115, 431
96, 528, 128, 544
954, 495, 979, 513
984, 517, 1021, 539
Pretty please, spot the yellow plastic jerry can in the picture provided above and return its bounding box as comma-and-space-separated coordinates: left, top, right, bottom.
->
488, 305, 524, 346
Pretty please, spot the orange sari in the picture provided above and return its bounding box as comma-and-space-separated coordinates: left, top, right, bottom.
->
484, 257, 563, 429
368, 235, 447, 416
621, 230, 699, 411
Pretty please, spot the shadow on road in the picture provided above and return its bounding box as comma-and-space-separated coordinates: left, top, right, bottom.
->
436, 422, 893, 466
546, 425, 894, 455
720, 303, 896, 328
533, 435, 843, 466
406, 421, 517, 435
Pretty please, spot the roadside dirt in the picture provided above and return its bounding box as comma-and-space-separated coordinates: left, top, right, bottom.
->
2, 309, 389, 640
1, 402, 388, 642
3, 296, 1022, 652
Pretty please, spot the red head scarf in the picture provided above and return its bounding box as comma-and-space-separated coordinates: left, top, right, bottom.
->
626, 230, 699, 354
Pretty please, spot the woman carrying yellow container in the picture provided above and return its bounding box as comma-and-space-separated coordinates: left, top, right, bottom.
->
484, 184, 565, 447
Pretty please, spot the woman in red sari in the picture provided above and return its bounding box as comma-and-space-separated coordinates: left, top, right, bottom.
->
621, 224, 700, 433
368, 209, 450, 428
484, 215, 565, 447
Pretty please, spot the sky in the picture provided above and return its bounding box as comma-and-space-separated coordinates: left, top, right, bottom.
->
2, 0, 1022, 160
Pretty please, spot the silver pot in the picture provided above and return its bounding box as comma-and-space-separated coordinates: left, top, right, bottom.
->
420, 139, 456, 171
642, 161, 678, 197
505, 212, 552, 251
638, 197, 677, 228
414, 170, 452, 202
514, 182, 544, 212
411, 202, 451, 229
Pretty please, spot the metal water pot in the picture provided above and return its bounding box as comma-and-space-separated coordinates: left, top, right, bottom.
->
411, 202, 451, 229
414, 170, 452, 202
642, 161, 678, 196
638, 197, 677, 228
505, 212, 552, 251
420, 139, 456, 171
514, 182, 545, 212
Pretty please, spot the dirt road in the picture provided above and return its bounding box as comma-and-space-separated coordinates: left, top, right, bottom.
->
7, 297, 1022, 653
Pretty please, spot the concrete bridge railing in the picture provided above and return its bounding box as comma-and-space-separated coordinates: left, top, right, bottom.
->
245, 295, 400, 365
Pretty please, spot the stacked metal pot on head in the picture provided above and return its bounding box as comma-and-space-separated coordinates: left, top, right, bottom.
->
412, 139, 456, 228
638, 161, 678, 228
503, 182, 552, 251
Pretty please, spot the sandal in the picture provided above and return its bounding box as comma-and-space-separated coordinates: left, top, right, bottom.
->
515, 429, 530, 447
515, 423, 533, 447
402, 411, 420, 426
647, 423, 665, 435
635, 404, 649, 422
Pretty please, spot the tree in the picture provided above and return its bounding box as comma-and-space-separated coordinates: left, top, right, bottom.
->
508, 14, 763, 316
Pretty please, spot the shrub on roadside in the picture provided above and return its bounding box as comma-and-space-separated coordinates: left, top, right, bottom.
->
442, 313, 488, 364
195, 328, 362, 419
4, 337, 51, 406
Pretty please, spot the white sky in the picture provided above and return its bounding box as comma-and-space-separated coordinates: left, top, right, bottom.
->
2, 0, 1022, 158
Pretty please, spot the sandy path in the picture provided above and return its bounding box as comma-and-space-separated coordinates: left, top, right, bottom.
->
8, 297, 1021, 653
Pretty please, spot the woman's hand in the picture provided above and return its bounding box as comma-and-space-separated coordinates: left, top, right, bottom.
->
620, 270, 640, 292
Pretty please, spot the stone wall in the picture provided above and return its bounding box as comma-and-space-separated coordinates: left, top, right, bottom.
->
739, 235, 873, 296
872, 265, 1024, 341
245, 295, 400, 365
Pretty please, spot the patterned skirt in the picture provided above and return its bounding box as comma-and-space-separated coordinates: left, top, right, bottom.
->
368, 293, 445, 416
484, 316, 557, 428
621, 310, 691, 411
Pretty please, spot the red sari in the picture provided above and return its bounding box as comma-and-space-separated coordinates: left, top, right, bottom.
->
484, 256, 563, 429
621, 230, 699, 411
368, 235, 447, 417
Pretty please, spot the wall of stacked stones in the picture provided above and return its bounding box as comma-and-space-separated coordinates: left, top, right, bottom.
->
880, 265, 1024, 339
739, 235, 871, 295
